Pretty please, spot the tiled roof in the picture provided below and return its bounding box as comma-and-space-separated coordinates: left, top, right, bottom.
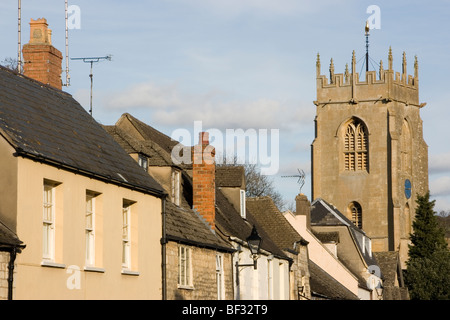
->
215, 191, 289, 260
309, 260, 359, 300
246, 196, 308, 253
165, 200, 233, 252
0, 66, 165, 196
216, 166, 245, 188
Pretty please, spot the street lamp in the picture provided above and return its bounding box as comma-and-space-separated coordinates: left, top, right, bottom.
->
235, 225, 262, 289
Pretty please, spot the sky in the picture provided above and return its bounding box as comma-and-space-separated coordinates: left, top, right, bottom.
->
1, 0, 450, 212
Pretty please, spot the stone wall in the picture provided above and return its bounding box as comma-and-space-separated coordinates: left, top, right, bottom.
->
0, 251, 9, 300
166, 241, 233, 300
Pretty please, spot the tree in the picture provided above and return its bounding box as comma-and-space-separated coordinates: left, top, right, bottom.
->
217, 157, 286, 210
243, 163, 286, 210
0, 57, 18, 72
405, 192, 450, 300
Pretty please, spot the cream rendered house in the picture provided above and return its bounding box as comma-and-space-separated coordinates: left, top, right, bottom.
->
0, 59, 166, 299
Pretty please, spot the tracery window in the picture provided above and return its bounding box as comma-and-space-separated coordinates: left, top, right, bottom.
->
344, 119, 368, 171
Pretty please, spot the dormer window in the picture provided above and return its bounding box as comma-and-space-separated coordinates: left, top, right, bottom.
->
240, 189, 246, 218
138, 154, 148, 172
171, 169, 181, 206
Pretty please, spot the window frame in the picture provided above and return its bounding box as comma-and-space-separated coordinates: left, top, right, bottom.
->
171, 169, 181, 206
85, 192, 96, 267
178, 245, 193, 288
343, 119, 369, 172
122, 200, 131, 270
216, 253, 225, 300
240, 190, 246, 219
43, 183, 56, 261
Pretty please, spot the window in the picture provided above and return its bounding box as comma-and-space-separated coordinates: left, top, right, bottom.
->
216, 254, 225, 300
138, 154, 148, 172
401, 120, 412, 174
348, 202, 362, 229
240, 190, 246, 218
85, 192, 96, 266
344, 119, 368, 171
178, 246, 192, 287
122, 200, 131, 269
171, 170, 181, 206
43, 183, 55, 260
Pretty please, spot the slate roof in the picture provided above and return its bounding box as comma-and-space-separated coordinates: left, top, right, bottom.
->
311, 198, 379, 268
0, 66, 165, 197
0, 219, 25, 250
246, 196, 308, 253
309, 260, 359, 300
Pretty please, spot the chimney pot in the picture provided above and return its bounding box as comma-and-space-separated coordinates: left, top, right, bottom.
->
22, 18, 62, 90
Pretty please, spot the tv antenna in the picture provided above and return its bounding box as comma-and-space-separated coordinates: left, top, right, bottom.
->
282, 169, 306, 193
71, 55, 112, 116
63, 0, 70, 86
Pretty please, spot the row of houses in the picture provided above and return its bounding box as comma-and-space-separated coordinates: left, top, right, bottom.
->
0, 18, 408, 300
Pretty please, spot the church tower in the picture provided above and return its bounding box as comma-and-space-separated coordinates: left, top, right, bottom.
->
311, 48, 428, 268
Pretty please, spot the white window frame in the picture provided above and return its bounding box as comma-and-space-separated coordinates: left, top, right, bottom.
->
43, 183, 55, 261
171, 170, 181, 206
85, 193, 96, 267
178, 245, 192, 288
216, 254, 225, 300
138, 153, 148, 172
122, 201, 131, 269
240, 189, 246, 218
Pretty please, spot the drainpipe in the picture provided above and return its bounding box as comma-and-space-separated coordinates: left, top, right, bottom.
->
7, 246, 21, 300
161, 197, 167, 300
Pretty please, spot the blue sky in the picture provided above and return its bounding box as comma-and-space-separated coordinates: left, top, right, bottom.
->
1, 0, 450, 211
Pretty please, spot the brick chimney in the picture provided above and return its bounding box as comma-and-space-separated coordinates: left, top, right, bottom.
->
22, 18, 62, 90
295, 193, 311, 229
192, 132, 216, 231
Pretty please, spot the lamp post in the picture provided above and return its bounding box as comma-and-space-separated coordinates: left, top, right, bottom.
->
235, 225, 262, 288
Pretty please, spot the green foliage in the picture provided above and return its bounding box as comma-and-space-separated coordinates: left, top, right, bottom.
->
405, 192, 450, 300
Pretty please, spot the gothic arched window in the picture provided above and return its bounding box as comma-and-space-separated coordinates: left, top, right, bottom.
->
344, 119, 368, 171
348, 202, 362, 229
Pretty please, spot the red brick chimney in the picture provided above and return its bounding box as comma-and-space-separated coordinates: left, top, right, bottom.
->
192, 132, 216, 231
22, 18, 62, 90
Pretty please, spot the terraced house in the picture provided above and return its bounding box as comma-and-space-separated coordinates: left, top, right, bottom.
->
0, 19, 166, 299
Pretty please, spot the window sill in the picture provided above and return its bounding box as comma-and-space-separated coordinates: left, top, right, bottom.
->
41, 260, 66, 269
178, 285, 195, 290
84, 266, 105, 273
121, 269, 140, 276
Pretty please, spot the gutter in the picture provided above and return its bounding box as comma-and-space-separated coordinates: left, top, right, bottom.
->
14, 148, 166, 198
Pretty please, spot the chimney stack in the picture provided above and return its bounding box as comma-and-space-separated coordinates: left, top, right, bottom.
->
22, 18, 62, 90
192, 132, 216, 231
295, 193, 311, 229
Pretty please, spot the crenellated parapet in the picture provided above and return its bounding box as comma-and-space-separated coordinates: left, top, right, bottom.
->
315, 48, 422, 108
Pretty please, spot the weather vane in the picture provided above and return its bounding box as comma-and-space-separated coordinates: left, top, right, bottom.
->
282, 169, 306, 193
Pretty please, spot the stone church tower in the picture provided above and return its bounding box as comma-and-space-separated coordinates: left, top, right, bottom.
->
311, 48, 428, 268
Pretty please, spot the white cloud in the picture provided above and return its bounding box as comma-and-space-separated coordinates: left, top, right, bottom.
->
102, 81, 313, 130
429, 152, 450, 174
430, 175, 450, 197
